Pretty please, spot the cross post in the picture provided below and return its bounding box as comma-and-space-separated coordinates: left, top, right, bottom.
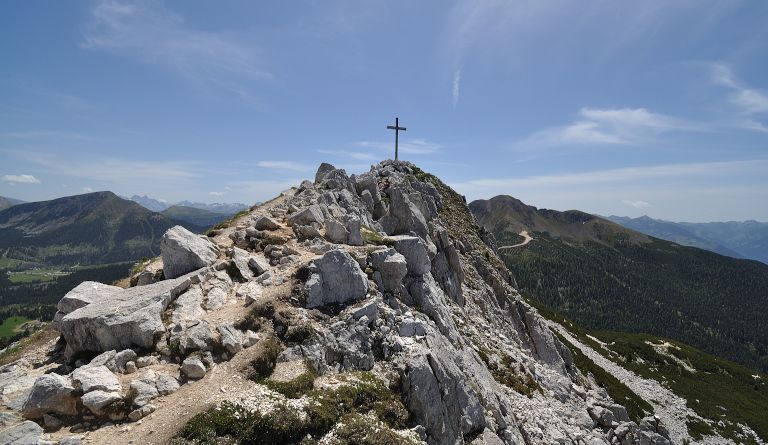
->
387, 117, 407, 161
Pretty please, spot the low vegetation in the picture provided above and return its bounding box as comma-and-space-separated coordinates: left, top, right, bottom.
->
174, 372, 414, 445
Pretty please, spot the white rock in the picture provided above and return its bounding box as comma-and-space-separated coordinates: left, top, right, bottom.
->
306, 249, 369, 308
81, 390, 122, 415
71, 365, 121, 393
161, 225, 219, 279
181, 357, 207, 380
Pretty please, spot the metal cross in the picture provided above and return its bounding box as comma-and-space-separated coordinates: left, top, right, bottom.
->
387, 117, 407, 161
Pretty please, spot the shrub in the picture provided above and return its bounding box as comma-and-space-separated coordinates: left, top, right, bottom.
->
264, 369, 317, 399
250, 336, 283, 380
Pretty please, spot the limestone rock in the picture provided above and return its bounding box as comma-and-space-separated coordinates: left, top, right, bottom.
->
218, 323, 243, 355
52, 282, 122, 330
305, 249, 369, 308
369, 248, 407, 293
21, 374, 77, 418
254, 216, 280, 231
59, 273, 195, 357
315, 162, 336, 183
0, 420, 44, 445
155, 373, 180, 395
71, 365, 121, 393
390, 235, 431, 276
288, 205, 325, 226
248, 255, 270, 275
324, 218, 348, 244
161, 225, 219, 279
81, 390, 122, 415
228, 247, 253, 280
181, 357, 207, 380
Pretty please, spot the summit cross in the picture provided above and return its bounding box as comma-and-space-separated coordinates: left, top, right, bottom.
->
387, 117, 407, 161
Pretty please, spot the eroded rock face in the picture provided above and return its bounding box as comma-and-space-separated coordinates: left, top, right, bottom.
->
305, 249, 369, 308
369, 248, 407, 293
59, 272, 197, 357
161, 226, 219, 279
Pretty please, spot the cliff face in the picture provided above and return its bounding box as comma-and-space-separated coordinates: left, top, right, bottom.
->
0, 161, 673, 445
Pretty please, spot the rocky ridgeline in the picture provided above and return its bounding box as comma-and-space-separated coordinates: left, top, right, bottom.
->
0, 160, 673, 445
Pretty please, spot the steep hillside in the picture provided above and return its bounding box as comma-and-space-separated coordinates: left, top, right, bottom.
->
0, 161, 708, 445
0, 191, 202, 266
0, 196, 24, 212
161, 205, 232, 228
470, 195, 768, 374
607, 215, 752, 260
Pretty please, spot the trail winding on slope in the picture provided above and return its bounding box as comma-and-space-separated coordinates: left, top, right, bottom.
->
498, 230, 533, 250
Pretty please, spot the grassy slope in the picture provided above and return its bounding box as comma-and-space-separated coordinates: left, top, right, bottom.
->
0, 316, 30, 338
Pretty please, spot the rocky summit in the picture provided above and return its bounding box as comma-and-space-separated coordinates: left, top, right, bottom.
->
0, 161, 678, 445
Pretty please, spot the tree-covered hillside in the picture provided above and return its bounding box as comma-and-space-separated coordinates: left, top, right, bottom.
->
470, 196, 768, 373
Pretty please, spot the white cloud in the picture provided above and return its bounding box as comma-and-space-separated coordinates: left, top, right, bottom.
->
2, 174, 41, 185
255, 161, 314, 172
452, 70, 461, 108
317, 149, 378, 161
452, 159, 768, 198
712, 63, 768, 114
83, 0, 269, 99
621, 200, 651, 209
82, 187, 94, 193
209, 191, 225, 197
357, 139, 442, 156
515, 107, 691, 149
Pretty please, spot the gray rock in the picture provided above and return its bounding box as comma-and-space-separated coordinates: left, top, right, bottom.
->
161, 225, 219, 279
254, 216, 281, 231
155, 373, 180, 395
218, 324, 243, 355
52, 282, 122, 330
71, 365, 121, 393
171, 285, 205, 324
230, 247, 253, 280
114, 349, 137, 373
295, 224, 322, 240
0, 420, 44, 444
81, 390, 122, 415
124, 361, 137, 374
181, 321, 218, 353
399, 319, 427, 337
128, 404, 155, 422
129, 378, 159, 408
390, 235, 431, 276
243, 330, 260, 348
58, 436, 84, 445
43, 413, 62, 429
248, 255, 270, 275
324, 218, 348, 244
86, 350, 117, 372
369, 248, 407, 293
59, 273, 195, 357
305, 249, 369, 308
21, 374, 78, 418
181, 357, 207, 380
136, 356, 158, 368
288, 205, 325, 226
315, 162, 336, 183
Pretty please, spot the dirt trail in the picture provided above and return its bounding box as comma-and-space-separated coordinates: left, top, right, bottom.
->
498, 230, 533, 250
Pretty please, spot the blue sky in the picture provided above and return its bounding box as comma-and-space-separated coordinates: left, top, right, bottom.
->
1, 1, 767, 222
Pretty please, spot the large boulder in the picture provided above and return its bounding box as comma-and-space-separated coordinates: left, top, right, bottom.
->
369, 248, 407, 293
52, 282, 122, 330
314, 162, 336, 183
21, 374, 78, 419
71, 365, 121, 393
254, 216, 280, 231
59, 273, 195, 357
161, 226, 219, 279
230, 247, 253, 280
305, 249, 369, 308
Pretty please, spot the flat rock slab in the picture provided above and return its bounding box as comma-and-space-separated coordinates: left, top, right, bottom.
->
60, 271, 201, 356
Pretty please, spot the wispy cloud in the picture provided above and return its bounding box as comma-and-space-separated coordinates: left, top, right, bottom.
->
209, 191, 225, 197
622, 200, 651, 209
515, 107, 692, 149
317, 149, 378, 161
82, 187, 94, 193
452, 159, 768, 198
255, 161, 314, 172
83, 0, 269, 99
712, 63, 768, 113
452, 70, 461, 108
357, 139, 442, 156
1, 174, 41, 185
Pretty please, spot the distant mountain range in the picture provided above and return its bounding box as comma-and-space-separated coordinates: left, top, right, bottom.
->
607, 215, 768, 264
160, 205, 232, 228
128, 195, 248, 214
470, 195, 768, 373
0, 196, 25, 211
0, 191, 205, 266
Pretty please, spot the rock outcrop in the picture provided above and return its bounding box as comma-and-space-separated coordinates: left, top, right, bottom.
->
0, 160, 684, 445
